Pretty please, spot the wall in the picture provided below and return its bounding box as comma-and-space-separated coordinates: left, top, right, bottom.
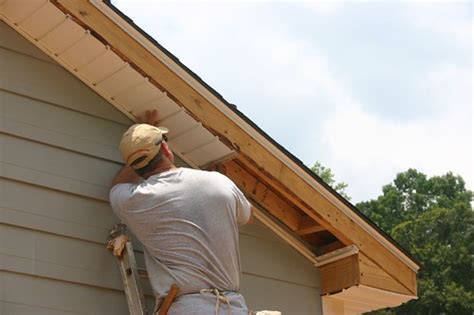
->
0, 21, 322, 315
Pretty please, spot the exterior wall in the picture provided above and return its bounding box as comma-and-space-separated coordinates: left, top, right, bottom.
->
240, 223, 323, 313
0, 22, 322, 315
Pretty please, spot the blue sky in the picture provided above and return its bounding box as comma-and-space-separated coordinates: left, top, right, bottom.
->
114, 1, 472, 203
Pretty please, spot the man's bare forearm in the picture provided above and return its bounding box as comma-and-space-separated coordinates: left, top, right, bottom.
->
111, 165, 142, 187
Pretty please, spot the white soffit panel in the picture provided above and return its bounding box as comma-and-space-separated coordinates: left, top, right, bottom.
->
113, 78, 164, 106
159, 110, 195, 139
0, 0, 235, 169
134, 94, 180, 120
169, 123, 212, 154
186, 139, 234, 167
41, 17, 84, 52
96, 64, 145, 97
80, 50, 125, 84
21, 4, 65, 39
1, 0, 46, 25
61, 31, 104, 69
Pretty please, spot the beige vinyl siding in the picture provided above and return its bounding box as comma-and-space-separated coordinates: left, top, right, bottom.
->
0, 21, 322, 314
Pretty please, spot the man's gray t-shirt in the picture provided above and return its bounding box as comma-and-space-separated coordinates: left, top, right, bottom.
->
109, 168, 251, 313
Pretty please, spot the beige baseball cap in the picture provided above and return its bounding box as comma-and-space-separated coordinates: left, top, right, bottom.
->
119, 124, 169, 170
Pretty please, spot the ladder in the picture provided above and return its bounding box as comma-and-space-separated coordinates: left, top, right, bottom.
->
107, 224, 180, 315
108, 223, 149, 315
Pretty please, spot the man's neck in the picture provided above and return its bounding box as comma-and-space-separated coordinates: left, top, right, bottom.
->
145, 164, 177, 178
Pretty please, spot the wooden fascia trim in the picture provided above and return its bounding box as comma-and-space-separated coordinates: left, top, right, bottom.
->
358, 252, 417, 296
53, 0, 418, 294
315, 245, 359, 268
217, 160, 303, 231
230, 158, 347, 242
319, 254, 360, 295
319, 249, 416, 297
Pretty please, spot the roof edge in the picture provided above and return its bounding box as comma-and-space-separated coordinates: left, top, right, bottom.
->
96, 0, 420, 270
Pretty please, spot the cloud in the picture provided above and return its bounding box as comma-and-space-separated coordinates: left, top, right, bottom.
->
320, 77, 472, 202
402, 2, 472, 50
256, 36, 355, 108
417, 64, 472, 113
302, 2, 343, 16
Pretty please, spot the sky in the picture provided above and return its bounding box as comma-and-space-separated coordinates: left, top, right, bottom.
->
113, 0, 473, 203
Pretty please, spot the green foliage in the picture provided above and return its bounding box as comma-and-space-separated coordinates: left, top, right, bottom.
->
357, 169, 471, 233
357, 169, 474, 314
310, 161, 350, 200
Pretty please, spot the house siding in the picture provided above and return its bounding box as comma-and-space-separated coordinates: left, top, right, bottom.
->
0, 21, 322, 314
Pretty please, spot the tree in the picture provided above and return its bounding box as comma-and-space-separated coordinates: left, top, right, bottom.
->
357, 169, 474, 314
310, 161, 350, 200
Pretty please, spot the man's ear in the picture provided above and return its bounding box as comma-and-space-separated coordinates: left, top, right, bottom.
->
161, 142, 172, 159
163, 142, 175, 163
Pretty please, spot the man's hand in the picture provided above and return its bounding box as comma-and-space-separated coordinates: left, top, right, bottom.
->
136, 109, 159, 126
106, 234, 129, 257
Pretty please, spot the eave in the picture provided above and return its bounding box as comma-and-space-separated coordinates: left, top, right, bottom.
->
0, 1, 419, 311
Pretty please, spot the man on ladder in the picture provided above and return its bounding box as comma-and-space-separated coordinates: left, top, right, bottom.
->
108, 110, 252, 315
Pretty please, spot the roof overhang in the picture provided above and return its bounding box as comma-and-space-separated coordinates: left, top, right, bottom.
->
0, 1, 420, 312
322, 285, 417, 314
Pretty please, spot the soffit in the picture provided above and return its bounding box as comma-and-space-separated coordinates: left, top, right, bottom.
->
323, 285, 416, 314
0, 0, 234, 169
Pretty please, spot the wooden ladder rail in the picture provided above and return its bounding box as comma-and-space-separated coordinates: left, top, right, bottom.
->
108, 224, 180, 315
109, 223, 149, 315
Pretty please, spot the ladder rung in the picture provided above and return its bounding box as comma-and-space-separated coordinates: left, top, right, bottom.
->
108, 223, 149, 315
138, 268, 149, 278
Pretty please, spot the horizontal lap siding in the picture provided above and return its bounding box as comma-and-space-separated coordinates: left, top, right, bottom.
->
0, 21, 322, 314
242, 273, 321, 314
0, 21, 141, 314
0, 271, 155, 315
240, 224, 322, 314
